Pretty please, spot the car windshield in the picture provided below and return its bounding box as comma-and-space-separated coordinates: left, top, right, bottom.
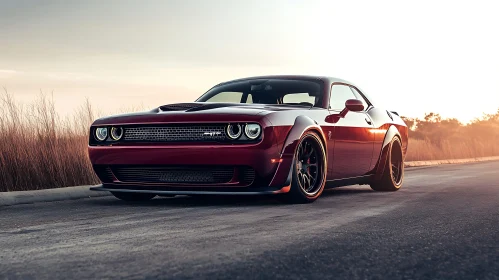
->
195, 78, 324, 107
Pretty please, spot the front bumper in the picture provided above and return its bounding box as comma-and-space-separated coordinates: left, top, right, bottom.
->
88, 135, 295, 189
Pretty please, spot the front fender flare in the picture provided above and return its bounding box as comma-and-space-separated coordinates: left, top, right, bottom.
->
280, 115, 327, 157
268, 115, 327, 187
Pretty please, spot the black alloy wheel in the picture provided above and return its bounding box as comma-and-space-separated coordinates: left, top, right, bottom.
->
295, 137, 322, 195
390, 140, 403, 185
370, 137, 404, 191
280, 132, 326, 204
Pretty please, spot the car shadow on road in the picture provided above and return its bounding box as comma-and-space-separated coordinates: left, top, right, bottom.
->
90, 194, 281, 208
88, 186, 373, 208
321, 186, 374, 197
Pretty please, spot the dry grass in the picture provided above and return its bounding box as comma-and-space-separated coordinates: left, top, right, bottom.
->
405, 138, 499, 161
0, 89, 498, 192
0, 90, 99, 192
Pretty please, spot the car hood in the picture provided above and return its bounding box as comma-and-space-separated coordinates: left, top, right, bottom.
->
92, 102, 305, 126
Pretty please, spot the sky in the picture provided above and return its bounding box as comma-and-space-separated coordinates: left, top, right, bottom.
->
1, 0, 498, 123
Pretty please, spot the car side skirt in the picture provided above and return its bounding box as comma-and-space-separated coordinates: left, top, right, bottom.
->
325, 175, 373, 188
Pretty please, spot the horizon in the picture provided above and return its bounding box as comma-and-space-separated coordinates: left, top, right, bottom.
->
1, 0, 498, 123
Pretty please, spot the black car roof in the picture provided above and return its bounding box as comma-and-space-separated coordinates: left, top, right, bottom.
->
216, 75, 355, 87
211, 75, 376, 106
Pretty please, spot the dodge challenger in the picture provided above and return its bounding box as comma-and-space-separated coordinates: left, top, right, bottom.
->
89, 75, 408, 203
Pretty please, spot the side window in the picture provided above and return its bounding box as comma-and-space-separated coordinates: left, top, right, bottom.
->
329, 85, 356, 110
350, 87, 369, 110
204, 91, 243, 103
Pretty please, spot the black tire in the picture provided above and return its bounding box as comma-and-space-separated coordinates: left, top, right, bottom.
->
279, 131, 327, 204
111, 192, 156, 201
370, 137, 404, 191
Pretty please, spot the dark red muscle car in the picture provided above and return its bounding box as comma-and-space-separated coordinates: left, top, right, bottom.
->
89, 75, 408, 203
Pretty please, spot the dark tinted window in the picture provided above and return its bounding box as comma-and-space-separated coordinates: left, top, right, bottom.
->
329, 85, 356, 110
197, 79, 324, 107
246, 93, 253, 103
204, 91, 243, 103
282, 92, 316, 104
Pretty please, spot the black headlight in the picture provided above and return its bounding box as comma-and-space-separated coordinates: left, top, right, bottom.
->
94, 127, 108, 141
244, 124, 261, 139
110, 127, 123, 141
226, 124, 242, 139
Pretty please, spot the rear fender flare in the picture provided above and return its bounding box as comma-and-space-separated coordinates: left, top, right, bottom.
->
373, 125, 401, 181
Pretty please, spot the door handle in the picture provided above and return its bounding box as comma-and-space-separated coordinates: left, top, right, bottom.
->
365, 118, 372, 125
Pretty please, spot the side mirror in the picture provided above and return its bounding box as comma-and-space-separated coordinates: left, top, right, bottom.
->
325, 99, 364, 124
345, 99, 364, 112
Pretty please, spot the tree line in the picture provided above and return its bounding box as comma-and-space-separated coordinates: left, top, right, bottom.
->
401, 109, 499, 147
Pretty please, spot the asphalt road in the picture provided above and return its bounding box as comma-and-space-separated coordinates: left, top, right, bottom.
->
1, 161, 498, 280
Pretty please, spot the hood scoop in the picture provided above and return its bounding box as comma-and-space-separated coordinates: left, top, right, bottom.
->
157, 102, 256, 113
159, 103, 205, 112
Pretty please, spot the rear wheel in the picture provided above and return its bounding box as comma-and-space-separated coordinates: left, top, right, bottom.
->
370, 137, 404, 191
279, 132, 326, 204
111, 192, 156, 201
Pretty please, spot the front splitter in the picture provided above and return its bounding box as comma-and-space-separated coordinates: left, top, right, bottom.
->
90, 185, 291, 196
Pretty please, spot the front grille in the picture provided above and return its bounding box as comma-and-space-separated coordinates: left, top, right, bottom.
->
111, 166, 235, 184
123, 125, 227, 142
240, 167, 256, 185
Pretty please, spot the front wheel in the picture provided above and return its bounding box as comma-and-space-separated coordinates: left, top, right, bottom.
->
111, 192, 156, 201
279, 131, 327, 204
370, 137, 404, 191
